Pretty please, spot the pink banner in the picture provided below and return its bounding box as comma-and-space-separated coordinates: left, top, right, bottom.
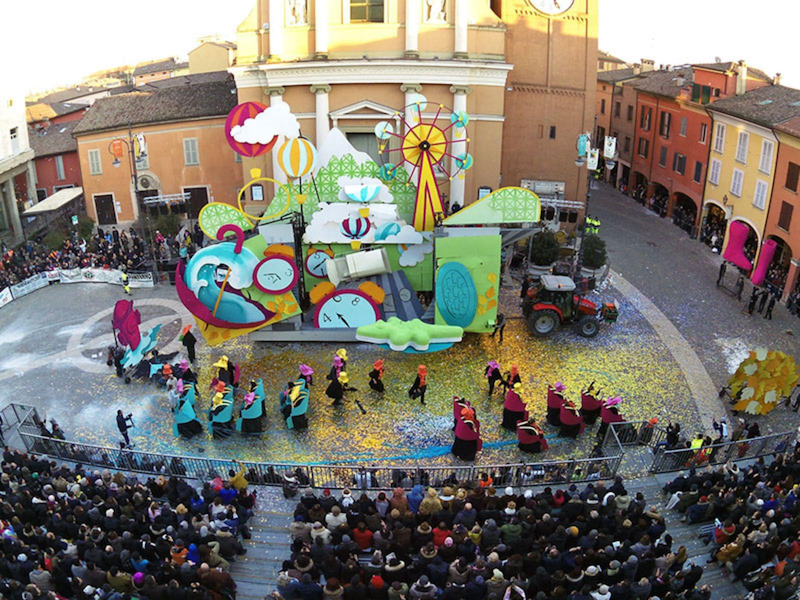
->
751, 239, 777, 286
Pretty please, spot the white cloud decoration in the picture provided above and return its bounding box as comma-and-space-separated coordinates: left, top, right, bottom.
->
230, 102, 300, 144
398, 235, 434, 267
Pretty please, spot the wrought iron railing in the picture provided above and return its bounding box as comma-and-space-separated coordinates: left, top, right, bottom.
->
9, 403, 625, 489
648, 430, 796, 474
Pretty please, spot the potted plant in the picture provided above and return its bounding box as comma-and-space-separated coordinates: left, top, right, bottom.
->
580, 234, 608, 278
528, 230, 560, 277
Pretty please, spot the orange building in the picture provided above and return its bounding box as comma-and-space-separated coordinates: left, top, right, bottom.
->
73, 75, 243, 226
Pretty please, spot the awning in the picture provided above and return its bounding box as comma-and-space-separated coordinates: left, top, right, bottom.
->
23, 187, 83, 215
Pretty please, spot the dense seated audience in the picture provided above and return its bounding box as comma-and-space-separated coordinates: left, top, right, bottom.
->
663, 447, 800, 600
276, 477, 712, 600
0, 448, 252, 600
0, 229, 146, 293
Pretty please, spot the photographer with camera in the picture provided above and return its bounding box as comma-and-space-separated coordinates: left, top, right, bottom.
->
116, 409, 134, 447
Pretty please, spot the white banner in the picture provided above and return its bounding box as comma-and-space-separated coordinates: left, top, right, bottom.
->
10, 274, 49, 299
1, 268, 154, 310
0, 287, 12, 309
587, 149, 599, 170
603, 136, 617, 160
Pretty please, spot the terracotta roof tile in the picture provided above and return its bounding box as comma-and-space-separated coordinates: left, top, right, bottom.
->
28, 120, 79, 157
709, 85, 800, 128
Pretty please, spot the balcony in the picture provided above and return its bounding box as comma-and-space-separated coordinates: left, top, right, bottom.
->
0, 148, 34, 179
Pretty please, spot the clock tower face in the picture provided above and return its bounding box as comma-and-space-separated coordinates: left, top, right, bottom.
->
314, 290, 381, 329
528, 0, 575, 16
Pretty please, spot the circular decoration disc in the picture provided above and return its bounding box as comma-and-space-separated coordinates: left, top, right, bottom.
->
450, 111, 470, 129
379, 163, 398, 182
403, 124, 447, 165
253, 255, 299, 295
455, 152, 474, 171
375, 121, 394, 140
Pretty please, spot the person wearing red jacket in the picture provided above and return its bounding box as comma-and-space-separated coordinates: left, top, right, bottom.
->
432, 522, 451, 548
353, 522, 374, 550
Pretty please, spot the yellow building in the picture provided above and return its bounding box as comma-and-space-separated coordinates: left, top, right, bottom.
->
189, 39, 237, 74
230, 0, 597, 213
705, 86, 791, 263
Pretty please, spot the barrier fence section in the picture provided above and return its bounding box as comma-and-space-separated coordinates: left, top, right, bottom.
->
10, 405, 626, 489
602, 421, 668, 449
0, 268, 154, 310
648, 430, 796, 474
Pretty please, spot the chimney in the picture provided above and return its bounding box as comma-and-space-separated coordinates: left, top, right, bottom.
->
633, 63, 641, 76
641, 59, 655, 72
774, 73, 782, 86
676, 76, 686, 87
736, 60, 748, 95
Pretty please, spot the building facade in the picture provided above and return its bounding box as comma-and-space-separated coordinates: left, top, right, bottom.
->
768, 119, 800, 297
73, 77, 243, 226
189, 40, 237, 74
26, 120, 82, 202
230, 0, 597, 214
704, 86, 800, 267
0, 93, 36, 246
133, 58, 190, 86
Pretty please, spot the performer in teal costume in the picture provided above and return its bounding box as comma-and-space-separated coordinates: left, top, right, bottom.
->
173, 382, 202, 439
236, 379, 266, 433
280, 377, 310, 430
208, 386, 235, 439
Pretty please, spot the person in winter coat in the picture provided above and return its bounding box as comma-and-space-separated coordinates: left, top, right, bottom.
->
418, 488, 443, 516
387, 580, 408, 600
464, 575, 486, 600
389, 488, 409, 516
481, 519, 501, 551
486, 569, 508, 598
344, 575, 368, 600
409, 575, 437, 600
408, 485, 425, 514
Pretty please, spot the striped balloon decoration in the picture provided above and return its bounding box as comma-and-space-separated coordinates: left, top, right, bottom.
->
277, 137, 318, 180
224, 102, 275, 157
340, 216, 371, 240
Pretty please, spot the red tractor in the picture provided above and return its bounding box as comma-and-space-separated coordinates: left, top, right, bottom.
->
522, 275, 618, 338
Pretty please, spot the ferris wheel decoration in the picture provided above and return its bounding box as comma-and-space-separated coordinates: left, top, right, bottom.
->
375, 95, 472, 232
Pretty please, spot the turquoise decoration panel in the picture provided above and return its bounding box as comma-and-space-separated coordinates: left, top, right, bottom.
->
435, 262, 478, 328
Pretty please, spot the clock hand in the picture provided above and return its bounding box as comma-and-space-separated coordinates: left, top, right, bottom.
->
212, 268, 232, 318
553, 0, 561, 7
336, 313, 350, 327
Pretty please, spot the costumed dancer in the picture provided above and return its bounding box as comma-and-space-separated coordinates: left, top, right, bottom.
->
504, 364, 521, 393
516, 416, 548, 453
173, 382, 203, 439
453, 396, 470, 429
598, 397, 625, 439
559, 398, 586, 438
408, 365, 428, 405
452, 407, 482, 461
180, 325, 197, 363
485, 360, 504, 397
299, 364, 314, 386
280, 377, 310, 429
236, 379, 266, 434
547, 382, 566, 426
502, 383, 529, 431
213, 355, 233, 385
369, 359, 386, 393
580, 381, 603, 425
176, 359, 196, 383
208, 387, 234, 439
327, 356, 344, 384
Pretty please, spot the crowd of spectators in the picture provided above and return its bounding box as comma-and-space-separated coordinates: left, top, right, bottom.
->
0, 229, 146, 293
663, 447, 800, 600
0, 448, 253, 600
276, 477, 712, 600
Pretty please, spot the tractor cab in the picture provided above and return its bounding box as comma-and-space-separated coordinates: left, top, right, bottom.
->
537, 275, 577, 319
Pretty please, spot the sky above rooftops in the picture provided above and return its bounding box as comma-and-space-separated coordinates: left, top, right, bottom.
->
0, 0, 798, 97
600, 0, 798, 88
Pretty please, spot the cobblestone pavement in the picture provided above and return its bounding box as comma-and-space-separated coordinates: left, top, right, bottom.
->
592, 182, 800, 434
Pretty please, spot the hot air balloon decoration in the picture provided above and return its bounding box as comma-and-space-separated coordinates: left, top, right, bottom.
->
277, 137, 317, 183
225, 102, 275, 157
340, 215, 372, 250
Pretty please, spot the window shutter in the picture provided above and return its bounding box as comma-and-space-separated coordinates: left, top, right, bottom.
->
778, 201, 794, 230
786, 162, 800, 192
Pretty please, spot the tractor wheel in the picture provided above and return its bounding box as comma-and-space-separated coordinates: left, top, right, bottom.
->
529, 309, 560, 337
575, 315, 599, 338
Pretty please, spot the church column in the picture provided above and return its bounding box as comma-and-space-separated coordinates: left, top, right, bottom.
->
268, 0, 284, 59
454, 0, 468, 58
400, 83, 423, 133
315, 0, 329, 58
25, 161, 37, 205
449, 85, 471, 207
405, 0, 420, 58
311, 84, 331, 146
266, 86, 287, 192
3, 179, 23, 245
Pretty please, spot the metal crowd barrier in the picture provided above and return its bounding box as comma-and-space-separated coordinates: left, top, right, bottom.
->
648, 430, 796, 474
9, 395, 625, 489
603, 421, 668, 449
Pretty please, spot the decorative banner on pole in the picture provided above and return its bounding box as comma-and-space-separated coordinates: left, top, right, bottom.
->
603, 136, 617, 160
587, 149, 599, 170
111, 139, 124, 159
577, 133, 590, 158
134, 133, 147, 160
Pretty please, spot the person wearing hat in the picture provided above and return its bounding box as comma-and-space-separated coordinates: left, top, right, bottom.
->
176, 358, 196, 383
208, 390, 234, 439
580, 381, 603, 424
485, 569, 508, 598
559, 397, 586, 438
591, 583, 611, 600
409, 574, 437, 600
180, 326, 197, 363
299, 364, 314, 386
326, 371, 352, 407
598, 397, 625, 439
369, 359, 386, 393
452, 407, 483, 461
238, 379, 267, 433
408, 365, 428, 405
485, 361, 504, 397
502, 382, 529, 431
547, 382, 566, 426
516, 415, 548, 454
280, 377, 310, 429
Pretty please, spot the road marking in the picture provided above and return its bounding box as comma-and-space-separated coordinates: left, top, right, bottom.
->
612, 270, 717, 434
